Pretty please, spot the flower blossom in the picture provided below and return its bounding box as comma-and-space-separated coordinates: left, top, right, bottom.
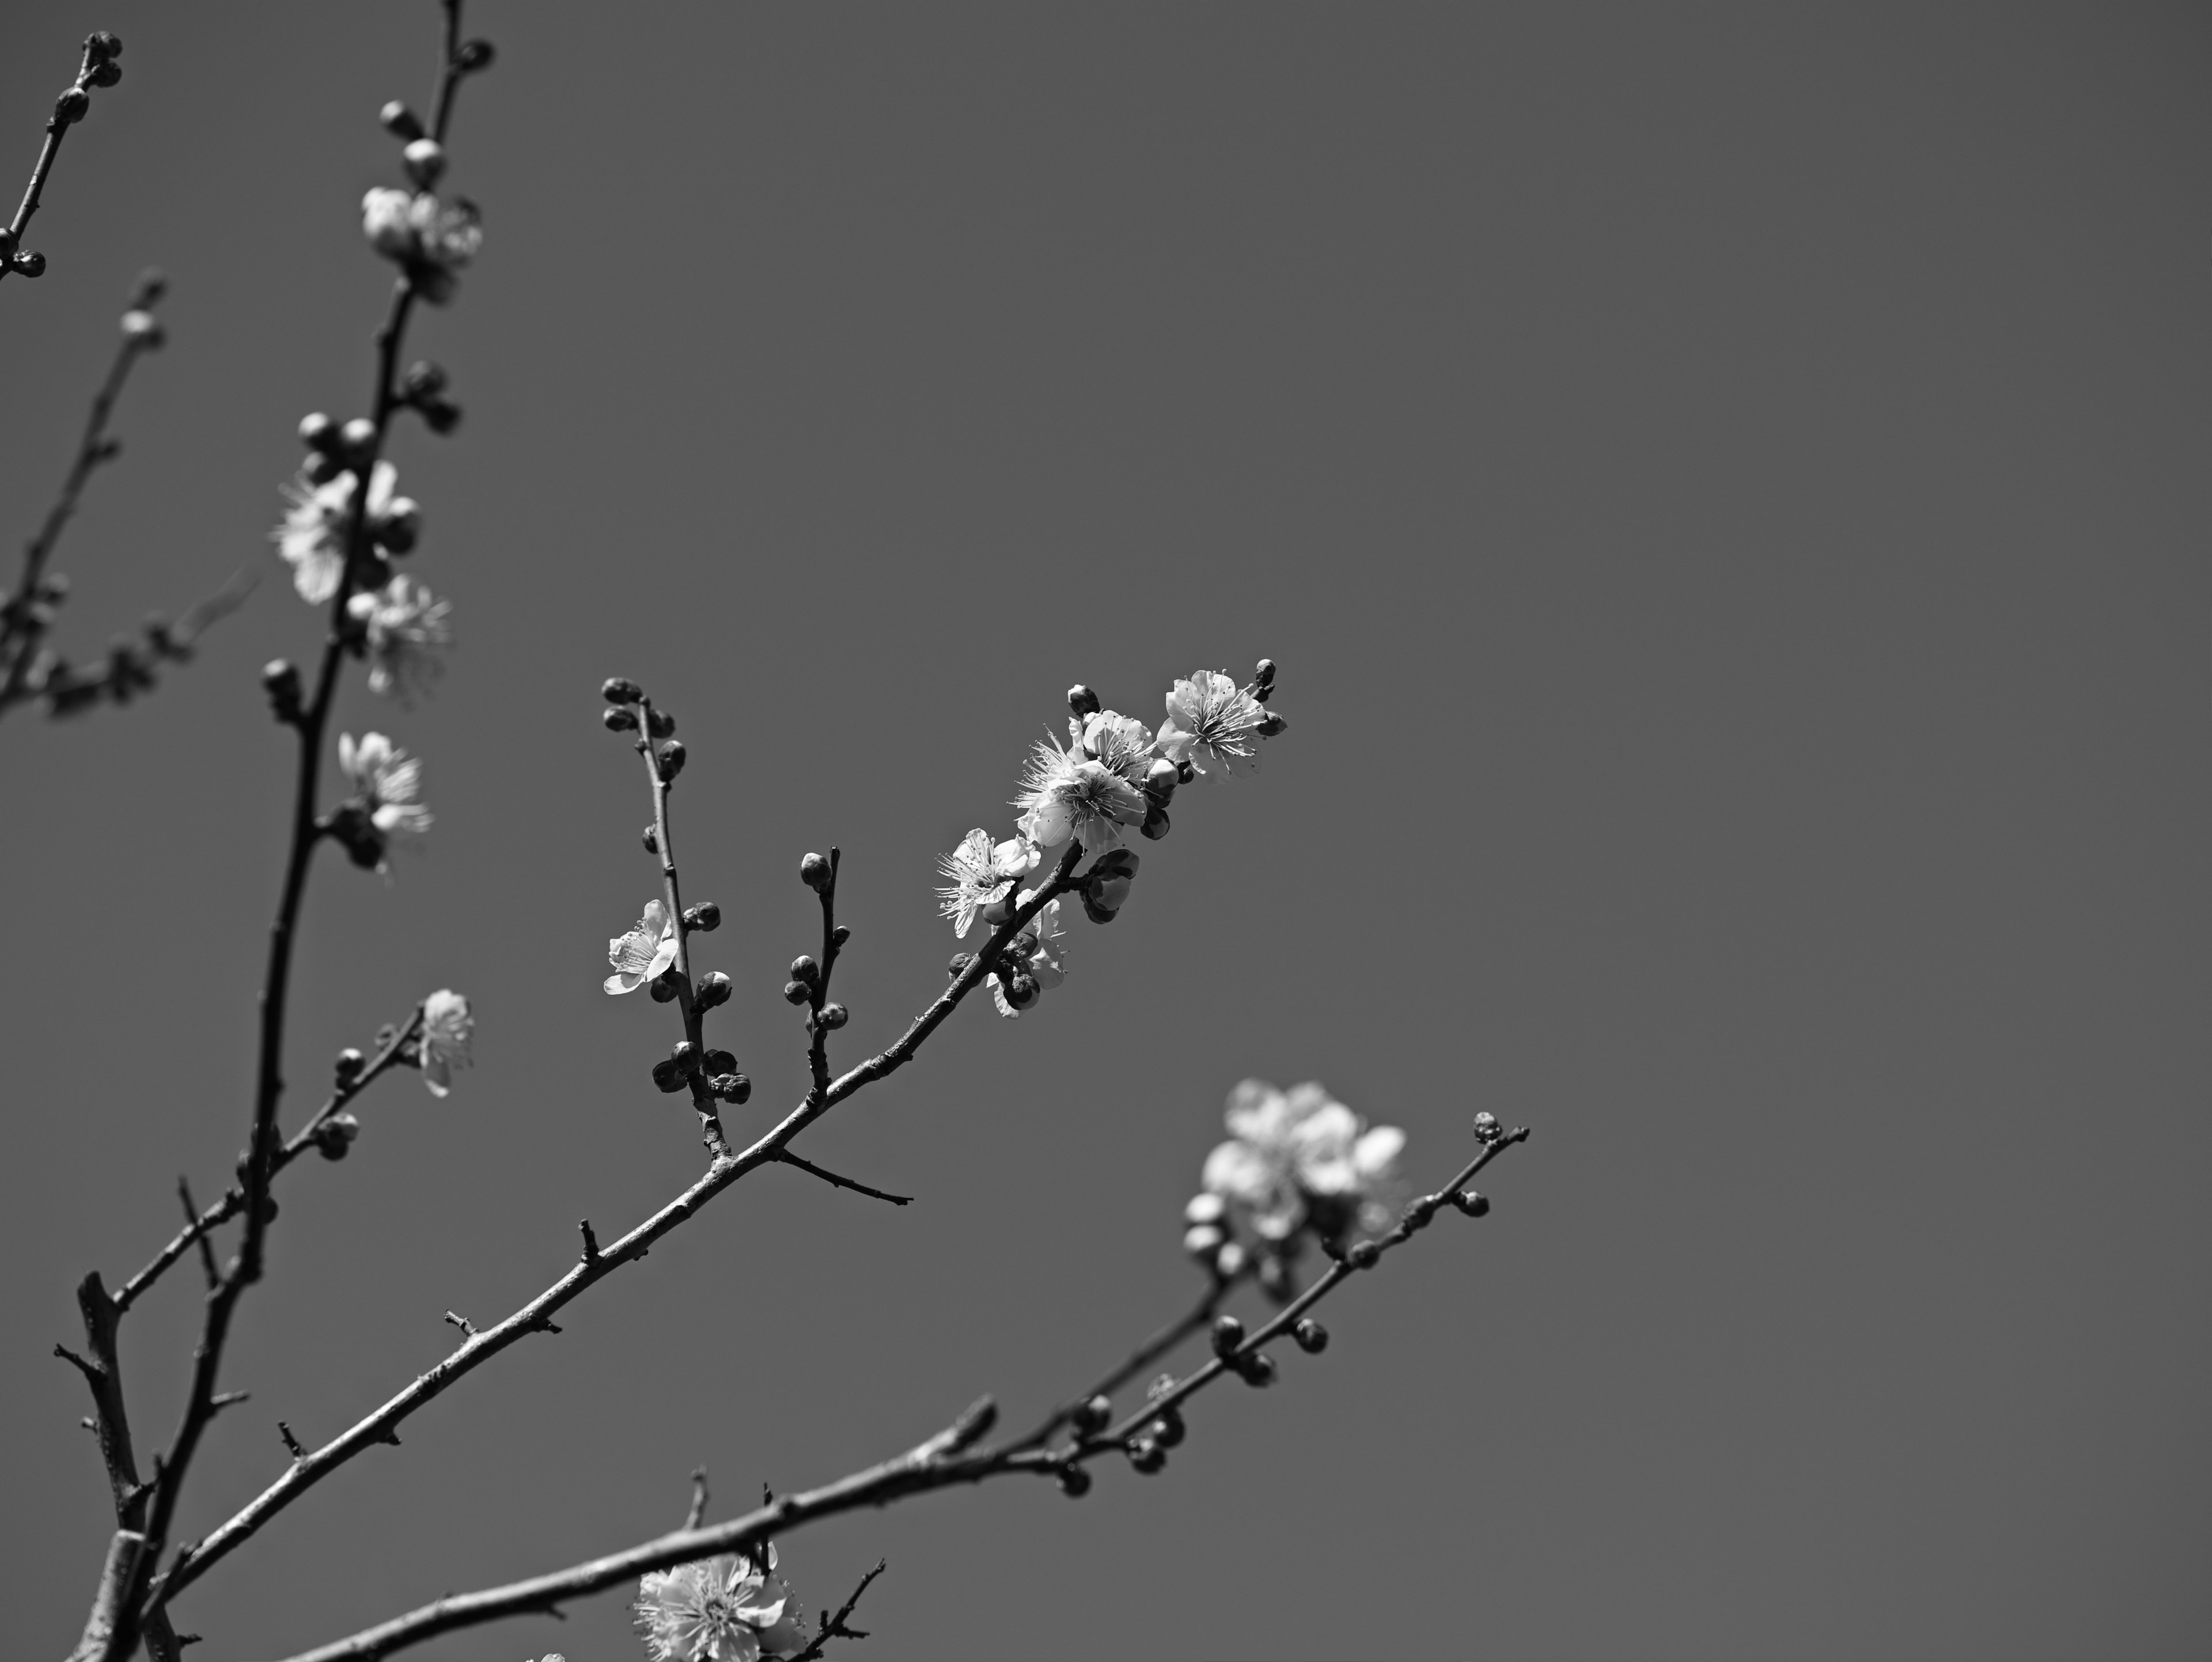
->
1069, 707, 1157, 788
276, 462, 412, 604
349, 573, 451, 702
416, 989, 473, 1097
993, 892, 1069, 1017
361, 187, 483, 303
1156, 669, 1267, 780
605, 898, 679, 994
332, 732, 430, 870
936, 828, 1038, 938
1014, 736, 1147, 854
1200, 1080, 1406, 1244
635, 1547, 808, 1662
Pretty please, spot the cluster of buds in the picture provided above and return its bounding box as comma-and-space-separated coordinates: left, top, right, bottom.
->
361, 62, 493, 305
0, 33, 124, 282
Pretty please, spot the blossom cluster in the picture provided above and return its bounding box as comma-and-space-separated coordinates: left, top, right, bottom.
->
1183, 1080, 1406, 1284
635, 1546, 809, 1662
937, 665, 1286, 1017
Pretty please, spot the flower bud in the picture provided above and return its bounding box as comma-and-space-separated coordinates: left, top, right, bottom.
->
946, 952, 975, 979
88, 32, 123, 62
1347, 1240, 1381, 1270
649, 976, 677, 1003
703, 1048, 737, 1077
1236, 1351, 1278, 1388
1452, 1188, 1491, 1218
683, 901, 720, 932
1056, 1464, 1092, 1498
831, 924, 851, 948
1472, 1111, 1504, 1145
651, 1057, 685, 1093
457, 37, 496, 71
1125, 1437, 1166, 1474
656, 740, 686, 781
641, 825, 659, 854
1293, 1318, 1330, 1354
602, 677, 645, 705
1139, 801, 1170, 842
54, 87, 90, 126
305, 451, 346, 486
297, 412, 339, 451
1072, 1395, 1112, 1436
1003, 974, 1040, 1012
420, 394, 463, 434
1182, 1223, 1224, 1257
789, 955, 820, 984
374, 498, 421, 554
337, 417, 376, 459
1210, 1314, 1245, 1358
120, 309, 164, 348
646, 706, 676, 738
819, 1002, 849, 1030
695, 970, 732, 1009
262, 658, 303, 722
88, 59, 122, 88
1176, 756, 1196, 785
1402, 1195, 1441, 1231
380, 99, 426, 140
1145, 757, 1180, 801
1257, 711, 1288, 737
334, 1047, 366, 1084
603, 706, 638, 732
800, 852, 832, 891
671, 1040, 699, 1075
1214, 1240, 1248, 1279
1184, 1192, 1226, 1226
713, 1073, 752, 1104
782, 980, 810, 1006
313, 1114, 361, 1161
11, 250, 46, 279
402, 138, 447, 187
402, 359, 448, 397
1067, 683, 1101, 718
979, 892, 1014, 928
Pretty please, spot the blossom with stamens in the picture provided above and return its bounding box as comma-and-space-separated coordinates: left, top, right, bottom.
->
338, 731, 431, 839
361, 187, 484, 304
348, 574, 451, 702
1200, 1080, 1407, 1243
605, 899, 680, 995
935, 828, 1038, 938
1071, 707, 1157, 788
276, 462, 401, 604
1014, 737, 1146, 854
1156, 669, 1266, 780
635, 1547, 808, 1662
417, 989, 473, 1096
993, 893, 1069, 1017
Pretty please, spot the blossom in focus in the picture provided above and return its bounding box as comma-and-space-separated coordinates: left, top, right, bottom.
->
338, 731, 431, 840
635, 1548, 808, 1662
1014, 737, 1146, 854
936, 828, 1037, 938
417, 989, 474, 1097
605, 899, 680, 994
349, 574, 451, 702
1070, 708, 1157, 788
276, 461, 404, 604
1156, 669, 1266, 780
1200, 1080, 1406, 1242
361, 187, 484, 303
992, 892, 1069, 1017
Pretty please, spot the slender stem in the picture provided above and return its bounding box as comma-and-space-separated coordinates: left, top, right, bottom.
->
774, 1149, 911, 1207
634, 697, 729, 1156
1007, 1273, 1238, 1452
2, 35, 109, 289
805, 848, 842, 1096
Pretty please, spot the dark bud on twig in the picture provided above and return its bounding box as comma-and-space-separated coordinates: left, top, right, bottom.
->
1293, 1318, 1330, 1354
1253, 658, 1276, 697
456, 37, 496, 71
641, 826, 659, 854
695, 970, 732, 1009
416, 395, 463, 434
656, 741, 687, 782
262, 659, 302, 724
789, 955, 820, 985
380, 100, 426, 141
298, 412, 339, 452
1150, 1411, 1188, 1450
402, 138, 446, 188
782, 980, 811, 1006
670, 1040, 699, 1076
601, 677, 645, 705
1003, 974, 1039, 1012
54, 87, 91, 126
649, 976, 677, 1003
1347, 1241, 1380, 1270
831, 924, 851, 948
1176, 756, 1196, 785
1210, 1315, 1244, 1358
646, 707, 676, 738
1056, 1463, 1092, 1498
1472, 1111, 1505, 1145
1072, 1395, 1112, 1436
713, 1073, 751, 1104
1402, 1196, 1441, 1231
1452, 1189, 1491, 1218
683, 901, 720, 932
1125, 1437, 1166, 1474
946, 952, 974, 979
1067, 683, 1101, 718
339, 417, 377, 459
334, 1047, 366, 1084
602, 707, 638, 732
11, 251, 46, 278
312, 1114, 361, 1161
1139, 801, 1171, 842
819, 1002, 849, 1030
703, 1049, 736, 1077
800, 851, 832, 892
87, 32, 123, 62
1236, 1351, 1278, 1388
88, 58, 121, 89
1257, 711, 1288, 738
402, 360, 448, 398
120, 308, 164, 348
650, 1058, 686, 1093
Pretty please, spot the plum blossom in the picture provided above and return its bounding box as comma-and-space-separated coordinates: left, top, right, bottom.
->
936, 828, 1037, 938
349, 573, 451, 702
339, 729, 430, 830
361, 187, 484, 303
605, 899, 680, 994
276, 462, 406, 604
992, 893, 1069, 1017
1200, 1080, 1406, 1243
1156, 669, 1266, 780
1014, 737, 1146, 854
1069, 708, 1157, 788
635, 1547, 808, 1662
416, 989, 473, 1097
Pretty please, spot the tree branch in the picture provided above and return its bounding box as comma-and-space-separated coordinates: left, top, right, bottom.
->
774, 1150, 911, 1207
1, 31, 124, 290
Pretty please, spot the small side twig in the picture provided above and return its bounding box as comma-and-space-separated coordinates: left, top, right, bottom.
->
774, 1150, 912, 1207
786, 1559, 888, 1660
683, 1467, 710, 1531
1, 31, 124, 290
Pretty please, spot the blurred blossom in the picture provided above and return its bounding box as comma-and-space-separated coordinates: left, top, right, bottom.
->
349, 574, 451, 702
1015, 737, 1146, 854
1201, 1080, 1406, 1243
936, 828, 1037, 938
338, 731, 431, 841
992, 893, 1069, 1017
417, 989, 473, 1097
635, 1547, 808, 1662
605, 899, 680, 994
276, 462, 397, 604
1156, 669, 1266, 780
361, 187, 484, 303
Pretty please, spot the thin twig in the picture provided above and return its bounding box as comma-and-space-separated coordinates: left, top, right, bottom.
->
2, 32, 123, 290
785, 1559, 887, 1661
1007, 1272, 1239, 1452
774, 1150, 912, 1207
683, 1467, 710, 1531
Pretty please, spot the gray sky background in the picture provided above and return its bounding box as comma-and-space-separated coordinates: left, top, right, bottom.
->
2, 4, 2206, 1659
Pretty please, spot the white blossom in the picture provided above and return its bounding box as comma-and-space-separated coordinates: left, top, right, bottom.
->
361, 187, 483, 303
605, 898, 680, 994
991, 892, 1069, 1017
338, 730, 431, 840
1201, 1080, 1406, 1242
635, 1547, 808, 1662
1014, 737, 1146, 854
349, 574, 451, 702
276, 462, 399, 605
935, 828, 1037, 938
417, 989, 473, 1097
1156, 669, 1266, 780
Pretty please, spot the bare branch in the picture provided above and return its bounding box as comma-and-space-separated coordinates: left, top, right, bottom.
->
0, 31, 124, 291
683, 1467, 709, 1531
774, 1150, 912, 1207
785, 1559, 887, 1661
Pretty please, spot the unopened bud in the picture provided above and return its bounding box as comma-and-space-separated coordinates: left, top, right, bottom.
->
782, 980, 810, 1006
54, 87, 90, 126
695, 970, 732, 1008
1452, 1188, 1491, 1218
402, 138, 447, 187
1184, 1192, 1226, 1225
800, 852, 832, 891
120, 309, 164, 348
1210, 1314, 1244, 1358
1176, 756, 1196, 785
670, 1040, 699, 1075
603, 706, 638, 732
789, 955, 820, 984
703, 1048, 736, 1077
380, 99, 426, 140
1003, 974, 1040, 1012
262, 658, 302, 722
1057, 1463, 1092, 1498
1067, 683, 1101, 718
1072, 1395, 1112, 1436
648, 977, 676, 1003
87, 32, 123, 62
947, 952, 975, 979
312, 1113, 361, 1161
1237, 1351, 1278, 1388
298, 412, 339, 452
1139, 801, 1170, 842
1257, 711, 1287, 737
602, 677, 645, 705
1214, 1240, 1249, 1279
1150, 1409, 1187, 1448
1472, 1110, 1504, 1144
1293, 1318, 1330, 1354
646, 707, 676, 738
304, 451, 345, 485
683, 901, 720, 932
641, 825, 659, 855
831, 924, 851, 948
402, 359, 448, 398
12, 251, 46, 279
1347, 1240, 1380, 1270
1183, 1223, 1225, 1256
1125, 1437, 1166, 1474
656, 740, 686, 781
1254, 657, 1275, 689
88, 59, 122, 89
339, 417, 377, 457
650, 1057, 685, 1093
456, 37, 496, 71
334, 1047, 366, 1084
372, 498, 421, 556
713, 1073, 752, 1104
819, 1002, 849, 1030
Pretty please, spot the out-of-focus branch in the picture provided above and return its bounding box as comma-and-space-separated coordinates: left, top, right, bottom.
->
1, 31, 125, 289
263, 1129, 1529, 1661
